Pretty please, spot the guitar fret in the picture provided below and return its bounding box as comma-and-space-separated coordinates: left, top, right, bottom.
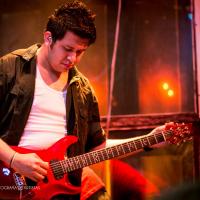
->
102, 149, 109, 160
66, 159, 74, 171
153, 134, 158, 143
100, 149, 105, 161
121, 144, 126, 154
135, 140, 143, 149
140, 138, 144, 148
148, 135, 157, 145
121, 143, 128, 154
106, 147, 114, 159
85, 153, 92, 165
127, 141, 137, 151
96, 151, 103, 162
70, 157, 76, 170
133, 141, 138, 150
96, 151, 102, 162
110, 147, 115, 158
73, 159, 78, 170
116, 144, 125, 155
147, 136, 151, 145
91, 151, 100, 163
126, 142, 132, 152
122, 143, 128, 154
73, 157, 81, 169
89, 153, 95, 164
115, 146, 120, 156
111, 147, 117, 157
141, 137, 150, 147
161, 131, 167, 141
82, 154, 89, 167
76, 156, 82, 168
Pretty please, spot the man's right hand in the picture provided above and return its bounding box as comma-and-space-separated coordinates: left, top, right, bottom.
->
11, 153, 49, 182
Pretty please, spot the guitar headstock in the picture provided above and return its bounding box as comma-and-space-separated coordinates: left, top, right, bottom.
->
164, 122, 193, 145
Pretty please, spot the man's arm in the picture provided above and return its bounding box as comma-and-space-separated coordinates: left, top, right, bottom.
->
0, 139, 48, 182
92, 124, 167, 151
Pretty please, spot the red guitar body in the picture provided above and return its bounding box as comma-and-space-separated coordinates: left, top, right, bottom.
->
0, 136, 81, 200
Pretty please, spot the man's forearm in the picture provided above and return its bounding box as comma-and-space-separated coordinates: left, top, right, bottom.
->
0, 138, 16, 166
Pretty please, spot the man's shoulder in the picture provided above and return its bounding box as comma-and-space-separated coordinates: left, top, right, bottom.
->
0, 51, 18, 72
11, 44, 41, 61
76, 70, 94, 92
1, 44, 40, 62
69, 67, 96, 98
70, 67, 90, 86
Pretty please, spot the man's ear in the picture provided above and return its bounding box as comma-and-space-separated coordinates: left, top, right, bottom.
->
44, 31, 52, 45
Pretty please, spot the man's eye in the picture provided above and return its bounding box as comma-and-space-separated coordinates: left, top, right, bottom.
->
63, 47, 71, 51
77, 50, 84, 55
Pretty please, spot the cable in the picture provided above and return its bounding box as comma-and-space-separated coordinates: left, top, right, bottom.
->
105, 0, 122, 196
106, 0, 122, 137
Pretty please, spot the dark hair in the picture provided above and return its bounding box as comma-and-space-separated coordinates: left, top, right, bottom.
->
46, 0, 96, 45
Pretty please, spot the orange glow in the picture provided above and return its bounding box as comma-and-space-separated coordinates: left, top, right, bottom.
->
168, 89, 174, 97
138, 59, 181, 113
162, 83, 169, 90
162, 82, 175, 97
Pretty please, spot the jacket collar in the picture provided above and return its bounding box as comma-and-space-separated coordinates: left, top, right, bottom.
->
68, 67, 83, 85
11, 44, 83, 85
11, 44, 41, 61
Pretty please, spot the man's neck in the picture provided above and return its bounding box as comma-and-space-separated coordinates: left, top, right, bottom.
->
36, 45, 69, 92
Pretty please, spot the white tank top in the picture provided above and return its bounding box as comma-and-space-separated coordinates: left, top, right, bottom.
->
18, 66, 67, 150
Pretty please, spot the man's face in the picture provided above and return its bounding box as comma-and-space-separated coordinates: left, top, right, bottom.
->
47, 31, 89, 73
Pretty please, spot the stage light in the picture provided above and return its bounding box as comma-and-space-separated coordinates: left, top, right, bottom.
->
162, 83, 169, 90
168, 89, 174, 97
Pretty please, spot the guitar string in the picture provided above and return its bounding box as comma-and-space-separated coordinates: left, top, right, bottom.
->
51, 127, 191, 175
50, 130, 185, 172
51, 130, 161, 173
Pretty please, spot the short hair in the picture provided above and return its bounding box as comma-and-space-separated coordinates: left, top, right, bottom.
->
46, 0, 96, 45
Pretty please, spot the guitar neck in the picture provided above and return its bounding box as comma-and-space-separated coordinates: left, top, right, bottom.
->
56, 130, 172, 174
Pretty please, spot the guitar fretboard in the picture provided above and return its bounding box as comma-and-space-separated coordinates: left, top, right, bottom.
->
50, 130, 172, 178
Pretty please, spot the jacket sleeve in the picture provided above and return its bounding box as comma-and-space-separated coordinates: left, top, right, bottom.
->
0, 54, 16, 104
85, 90, 106, 151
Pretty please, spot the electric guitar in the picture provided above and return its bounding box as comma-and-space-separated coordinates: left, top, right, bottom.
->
0, 123, 192, 200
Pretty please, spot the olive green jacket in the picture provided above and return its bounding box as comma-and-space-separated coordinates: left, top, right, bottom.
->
0, 44, 106, 154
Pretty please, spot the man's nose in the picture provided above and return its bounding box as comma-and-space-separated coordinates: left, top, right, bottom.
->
67, 53, 76, 63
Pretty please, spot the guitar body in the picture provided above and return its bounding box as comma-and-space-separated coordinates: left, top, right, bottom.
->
0, 136, 81, 200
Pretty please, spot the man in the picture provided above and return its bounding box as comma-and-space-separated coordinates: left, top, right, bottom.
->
0, 1, 108, 199
0, 1, 169, 200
